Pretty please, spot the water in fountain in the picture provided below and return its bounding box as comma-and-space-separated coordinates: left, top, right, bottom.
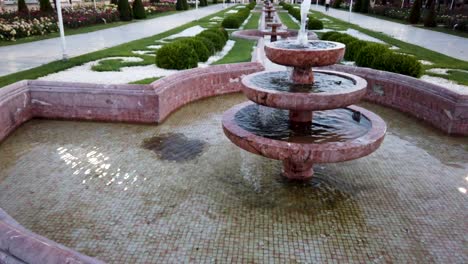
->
297, 0, 312, 46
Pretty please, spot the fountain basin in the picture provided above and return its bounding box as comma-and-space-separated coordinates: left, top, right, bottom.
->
265, 40, 345, 68
241, 70, 367, 111
222, 102, 387, 180
266, 22, 283, 28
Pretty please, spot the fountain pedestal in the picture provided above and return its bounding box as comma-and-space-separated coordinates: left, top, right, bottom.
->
283, 160, 314, 180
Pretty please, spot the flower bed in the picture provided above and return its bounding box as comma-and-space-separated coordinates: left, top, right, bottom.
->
62, 5, 120, 29
0, 16, 57, 41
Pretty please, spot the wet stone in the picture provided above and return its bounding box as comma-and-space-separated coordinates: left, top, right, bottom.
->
141, 133, 206, 162
249, 71, 355, 93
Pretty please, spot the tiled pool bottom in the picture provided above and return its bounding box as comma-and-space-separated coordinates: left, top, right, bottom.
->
0, 94, 467, 263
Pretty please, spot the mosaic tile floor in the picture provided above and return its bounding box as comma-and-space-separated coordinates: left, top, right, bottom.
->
0, 94, 467, 263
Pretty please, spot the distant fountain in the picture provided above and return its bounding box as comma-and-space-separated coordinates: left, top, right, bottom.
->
222, 2, 387, 180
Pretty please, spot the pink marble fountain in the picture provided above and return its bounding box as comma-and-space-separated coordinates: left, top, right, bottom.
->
222, 0, 386, 181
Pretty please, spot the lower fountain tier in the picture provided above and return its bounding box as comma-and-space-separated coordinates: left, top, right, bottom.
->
222, 102, 387, 180
242, 70, 367, 111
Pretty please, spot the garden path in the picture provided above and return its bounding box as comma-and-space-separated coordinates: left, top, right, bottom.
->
0, 4, 230, 77
310, 5, 468, 61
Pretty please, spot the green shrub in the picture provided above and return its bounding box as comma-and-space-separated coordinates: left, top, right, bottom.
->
176, 0, 189, 10
361, 0, 369, 13
374, 53, 422, 77
176, 38, 210, 62
355, 43, 390, 68
307, 17, 324, 30
17, 0, 28, 13
408, 0, 421, 24
327, 33, 348, 41
353, 0, 362, 12
321, 31, 341, 40
156, 42, 198, 70
118, 0, 133, 21
332, 0, 342, 8
198, 31, 225, 51
344, 40, 368, 61
132, 0, 147, 19
424, 2, 437, 27
200, 0, 208, 6
221, 16, 242, 28
206, 27, 228, 42
247, 2, 256, 9
213, 0, 217, 3
334, 35, 358, 45
39, 0, 54, 13
195, 36, 216, 55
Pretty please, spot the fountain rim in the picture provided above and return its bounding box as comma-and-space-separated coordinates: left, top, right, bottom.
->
222, 101, 387, 163
241, 70, 368, 111
265, 40, 346, 52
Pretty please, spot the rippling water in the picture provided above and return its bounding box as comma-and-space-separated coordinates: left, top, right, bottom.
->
249, 71, 355, 93
234, 104, 371, 143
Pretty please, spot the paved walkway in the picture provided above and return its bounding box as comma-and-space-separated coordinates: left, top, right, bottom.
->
311, 6, 468, 61
0, 4, 229, 77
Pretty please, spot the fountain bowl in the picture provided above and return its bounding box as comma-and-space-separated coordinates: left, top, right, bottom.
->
241, 70, 367, 111
265, 40, 345, 68
222, 102, 387, 179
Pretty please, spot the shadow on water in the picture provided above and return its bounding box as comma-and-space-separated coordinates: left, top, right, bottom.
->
141, 133, 206, 162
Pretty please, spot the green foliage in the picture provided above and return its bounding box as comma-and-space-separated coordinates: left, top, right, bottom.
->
176, 38, 210, 62
332, 0, 342, 8
221, 7, 251, 29
197, 31, 225, 51
321, 31, 342, 40
156, 42, 198, 70
408, 0, 421, 24
39, 0, 54, 13
353, 0, 362, 12
361, 0, 370, 13
176, 0, 189, 10
424, 2, 437, 27
344, 40, 368, 61
247, 2, 256, 9
335, 35, 358, 45
307, 16, 324, 30
111, 0, 118, 5
205, 27, 228, 42
200, 0, 208, 6
118, 0, 133, 21
132, 0, 147, 19
17, 0, 29, 13
355, 43, 390, 68
221, 16, 242, 28
327, 32, 348, 41
213, 0, 218, 3
374, 53, 422, 77
195, 36, 216, 55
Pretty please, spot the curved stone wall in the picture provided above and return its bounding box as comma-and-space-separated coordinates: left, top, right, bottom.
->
0, 62, 264, 264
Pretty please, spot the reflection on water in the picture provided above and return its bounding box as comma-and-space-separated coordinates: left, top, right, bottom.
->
250, 71, 355, 93
273, 40, 337, 50
0, 94, 466, 263
235, 104, 371, 143
141, 133, 206, 162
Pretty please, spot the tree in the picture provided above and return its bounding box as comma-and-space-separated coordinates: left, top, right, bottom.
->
118, 0, 133, 21
353, 0, 362, 12
176, 0, 188, 10
132, 0, 147, 19
111, 0, 118, 5
17, 0, 29, 13
408, 0, 422, 24
200, 0, 208, 6
424, 2, 437, 27
39, 0, 54, 13
361, 0, 370, 13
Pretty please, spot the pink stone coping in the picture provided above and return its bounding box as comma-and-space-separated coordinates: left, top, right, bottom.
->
222, 101, 387, 164
231, 29, 318, 41
265, 41, 345, 68
241, 70, 367, 111
322, 64, 468, 136
0, 62, 264, 264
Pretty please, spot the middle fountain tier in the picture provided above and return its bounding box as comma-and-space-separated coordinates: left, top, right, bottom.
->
222, 39, 387, 181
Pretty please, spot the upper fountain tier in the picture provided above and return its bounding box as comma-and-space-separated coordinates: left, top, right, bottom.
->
265, 40, 345, 68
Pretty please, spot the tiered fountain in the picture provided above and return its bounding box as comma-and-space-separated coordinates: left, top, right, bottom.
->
263, 1, 275, 22
222, 0, 387, 180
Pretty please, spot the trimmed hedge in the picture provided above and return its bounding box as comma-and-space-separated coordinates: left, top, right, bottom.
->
197, 31, 226, 51
408, 0, 422, 24
307, 16, 324, 30
39, 0, 54, 13
18, 0, 28, 13
221, 7, 251, 29
132, 0, 147, 19
205, 27, 228, 42
195, 36, 216, 55
176, 0, 189, 10
355, 43, 389, 68
321, 31, 422, 77
176, 38, 210, 62
156, 42, 198, 70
